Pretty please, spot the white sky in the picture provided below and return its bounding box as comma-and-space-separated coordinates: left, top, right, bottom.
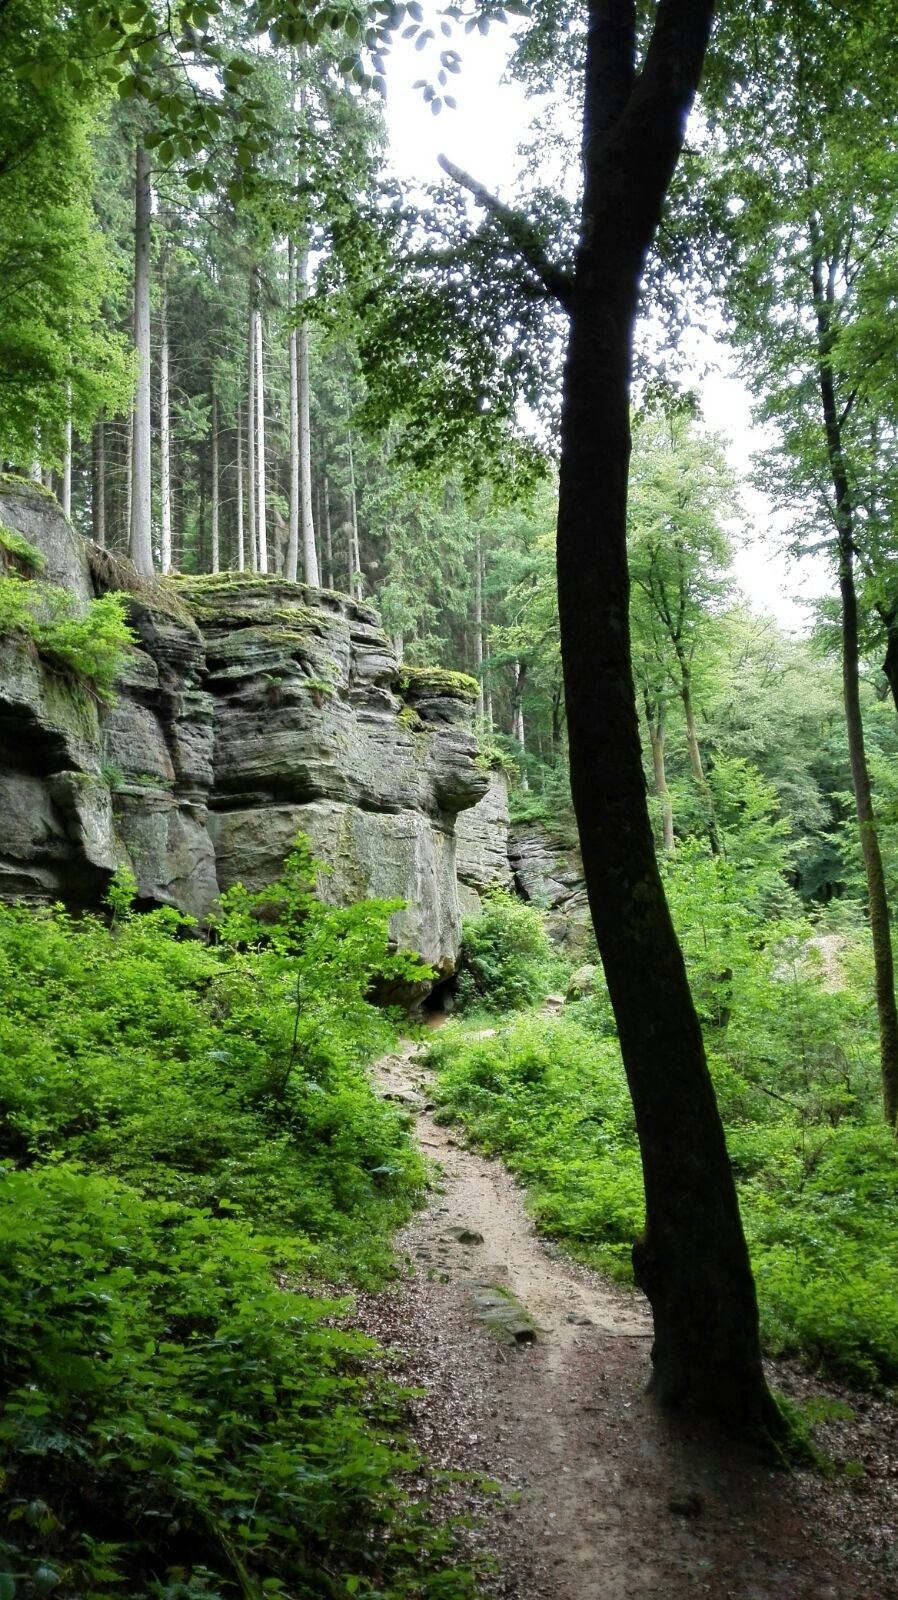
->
381, 24, 831, 633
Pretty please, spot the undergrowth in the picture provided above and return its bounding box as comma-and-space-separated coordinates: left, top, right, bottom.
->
425, 1002, 898, 1388
0, 842, 478, 1600
0, 572, 132, 700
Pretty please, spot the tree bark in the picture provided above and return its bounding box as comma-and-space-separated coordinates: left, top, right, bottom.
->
323, 472, 334, 589
474, 528, 485, 719
812, 245, 898, 1128
129, 144, 153, 575
287, 242, 300, 583
93, 415, 106, 548
297, 250, 319, 586
346, 426, 361, 599
159, 274, 173, 574
645, 695, 675, 851
210, 387, 220, 574
555, 0, 778, 1433
62, 394, 72, 519
254, 300, 268, 575
236, 401, 245, 572
247, 281, 257, 573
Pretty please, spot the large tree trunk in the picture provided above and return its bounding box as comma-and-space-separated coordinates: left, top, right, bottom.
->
130, 145, 153, 575
812, 249, 898, 1128
159, 275, 173, 574
555, 0, 778, 1434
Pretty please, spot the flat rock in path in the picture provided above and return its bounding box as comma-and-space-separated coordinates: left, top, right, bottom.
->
471, 1280, 538, 1346
444, 1225, 485, 1245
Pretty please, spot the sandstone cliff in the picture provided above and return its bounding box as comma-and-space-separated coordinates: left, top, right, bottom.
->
0, 480, 487, 974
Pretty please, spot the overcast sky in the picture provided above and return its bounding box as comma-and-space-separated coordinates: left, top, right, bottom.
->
379, 23, 830, 633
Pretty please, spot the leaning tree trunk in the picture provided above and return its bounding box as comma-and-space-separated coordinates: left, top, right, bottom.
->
555, 0, 779, 1434
130, 145, 153, 575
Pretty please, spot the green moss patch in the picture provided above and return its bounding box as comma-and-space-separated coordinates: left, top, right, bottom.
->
0, 523, 45, 575
399, 665, 479, 702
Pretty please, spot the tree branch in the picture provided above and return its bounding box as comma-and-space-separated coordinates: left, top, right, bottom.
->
437, 155, 573, 311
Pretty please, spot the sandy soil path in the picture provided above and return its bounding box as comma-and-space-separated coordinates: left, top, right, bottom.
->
358, 1040, 897, 1600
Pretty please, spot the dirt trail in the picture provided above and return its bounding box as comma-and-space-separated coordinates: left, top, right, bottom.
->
361, 1040, 896, 1600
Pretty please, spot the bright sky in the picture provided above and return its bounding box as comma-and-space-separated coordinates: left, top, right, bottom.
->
381, 23, 831, 633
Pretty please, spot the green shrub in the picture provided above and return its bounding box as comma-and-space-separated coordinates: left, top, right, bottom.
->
425, 1012, 898, 1384
456, 892, 560, 1012
0, 848, 478, 1599
0, 573, 132, 700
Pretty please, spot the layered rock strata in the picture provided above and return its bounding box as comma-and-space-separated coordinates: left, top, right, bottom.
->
0, 483, 487, 973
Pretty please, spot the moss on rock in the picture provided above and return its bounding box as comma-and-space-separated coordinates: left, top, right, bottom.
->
399, 666, 479, 702
0, 524, 45, 575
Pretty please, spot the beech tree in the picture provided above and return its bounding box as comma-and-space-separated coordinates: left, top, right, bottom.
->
704, 0, 898, 1126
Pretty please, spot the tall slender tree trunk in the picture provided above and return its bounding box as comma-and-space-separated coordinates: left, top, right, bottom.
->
130, 145, 153, 575
812, 244, 898, 1128
346, 426, 361, 599
483, 631, 494, 728
554, 0, 778, 1433
297, 250, 318, 585
474, 528, 485, 718
236, 402, 245, 572
287, 243, 301, 583
676, 652, 719, 852
93, 416, 106, 548
644, 694, 675, 851
247, 286, 257, 573
124, 412, 133, 548
323, 473, 334, 589
512, 659, 528, 789
159, 275, 173, 574
254, 301, 268, 575
210, 388, 220, 574
62, 394, 72, 519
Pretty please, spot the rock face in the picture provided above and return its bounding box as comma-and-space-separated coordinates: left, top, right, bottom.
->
455, 771, 513, 917
0, 484, 487, 974
507, 820, 593, 954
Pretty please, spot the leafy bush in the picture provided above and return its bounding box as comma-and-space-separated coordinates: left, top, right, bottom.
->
0, 572, 132, 700
425, 1011, 898, 1385
455, 892, 560, 1012
0, 848, 477, 1599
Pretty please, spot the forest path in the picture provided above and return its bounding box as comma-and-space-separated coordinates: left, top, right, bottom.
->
359, 1037, 893, 1600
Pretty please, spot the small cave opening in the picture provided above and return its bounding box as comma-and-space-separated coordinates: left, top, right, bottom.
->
421, 974, 456, 1024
